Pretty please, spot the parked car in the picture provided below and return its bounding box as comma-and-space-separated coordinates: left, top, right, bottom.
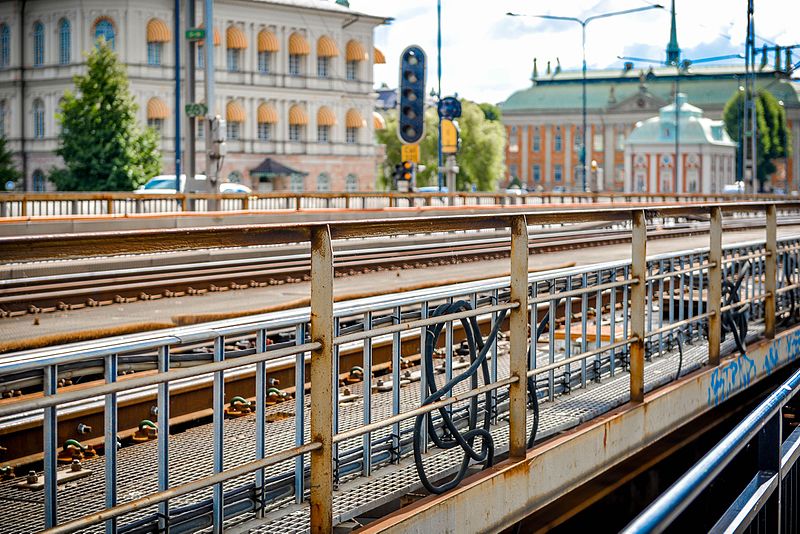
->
415, 186, 448, 193
134, 175, 250, 195
722, 181, 745, 194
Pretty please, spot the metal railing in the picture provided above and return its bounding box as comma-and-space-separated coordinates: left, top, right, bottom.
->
624, 366, 800, 533
0, 202, 797, 533
0, 191, 790, 218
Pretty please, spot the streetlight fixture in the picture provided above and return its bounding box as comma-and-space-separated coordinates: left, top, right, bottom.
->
618, 53, 743, 193
507, 5, 663, 192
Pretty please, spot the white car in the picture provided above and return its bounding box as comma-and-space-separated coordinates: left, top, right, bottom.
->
134, 175, 252, 195
722, 182, 745, 194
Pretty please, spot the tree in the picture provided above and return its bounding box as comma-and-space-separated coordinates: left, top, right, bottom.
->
0, 136, 20, 189
52, 41, 161, 191
375, 99, 506, 191
478, 102, 501, 122
723, 88, 792, 190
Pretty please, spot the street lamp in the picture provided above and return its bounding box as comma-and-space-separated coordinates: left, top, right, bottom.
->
618, 54, 743, 193
508, 5, 663, 192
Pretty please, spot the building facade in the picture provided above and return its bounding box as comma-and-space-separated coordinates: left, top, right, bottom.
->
624, 94, 737, 193
0, 0, 388, 192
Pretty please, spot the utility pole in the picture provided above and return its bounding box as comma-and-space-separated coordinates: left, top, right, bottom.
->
744, 0, 757, 193
185, 0, 197, 194
204, 0, 223, 211
173, 0, 181, 194
436, 0, 443, 192
445, 155, 457, 205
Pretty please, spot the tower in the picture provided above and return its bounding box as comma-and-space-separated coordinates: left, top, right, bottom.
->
665, 0, 680, 65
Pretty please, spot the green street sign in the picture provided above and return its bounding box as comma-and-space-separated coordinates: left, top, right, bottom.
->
185, 28, 205, 41
185, 103, 208, 117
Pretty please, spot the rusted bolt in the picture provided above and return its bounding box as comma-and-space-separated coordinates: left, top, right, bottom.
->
71, 459, 82, 472
27, 470, 37, 484
76, 423, 92, 435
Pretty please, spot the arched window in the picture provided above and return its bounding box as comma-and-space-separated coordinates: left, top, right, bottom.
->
33, 22, 44, 66
94, 18, 115, 49
0, 24, 9, 67
58, 19, 71, 65
32, 99, 45, 139
345, 174, 358, 192
316, 173, 331, 192
146, 19, 170, 66
32, 169, 46, 192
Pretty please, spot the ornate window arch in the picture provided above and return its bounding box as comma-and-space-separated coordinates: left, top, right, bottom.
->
58, 18, 71, 65
33, 21, 44, 66
94, 18, 116, 49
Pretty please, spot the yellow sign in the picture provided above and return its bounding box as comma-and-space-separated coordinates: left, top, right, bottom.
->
441, 119, 459, 154
401, 143, 420, 163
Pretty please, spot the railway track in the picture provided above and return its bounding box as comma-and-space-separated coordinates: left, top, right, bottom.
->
0, 217, 791, 317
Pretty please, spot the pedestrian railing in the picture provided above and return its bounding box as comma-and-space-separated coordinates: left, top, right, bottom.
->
0, 202, 797, 533
0, 191, 790, 218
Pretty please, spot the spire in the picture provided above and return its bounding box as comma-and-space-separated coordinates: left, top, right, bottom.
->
665, 0, 680, 65
546, 60, 551, 76
532, 58, 538, 81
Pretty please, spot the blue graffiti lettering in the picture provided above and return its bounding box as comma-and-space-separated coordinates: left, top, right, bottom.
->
707, 352, 757, 407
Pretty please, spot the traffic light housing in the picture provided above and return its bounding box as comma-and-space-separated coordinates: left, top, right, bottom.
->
402, 161, 414, 182
398, 45, 427, 144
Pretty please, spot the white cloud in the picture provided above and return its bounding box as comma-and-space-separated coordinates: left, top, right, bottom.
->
350, 0, 798, 104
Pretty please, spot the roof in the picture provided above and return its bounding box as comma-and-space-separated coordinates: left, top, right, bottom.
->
250, 158, 307, 176
627, 95, 736, 147
247, 0, 389, 23
501, 66, 800, 113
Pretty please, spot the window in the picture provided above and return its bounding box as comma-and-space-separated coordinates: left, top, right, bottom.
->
346, 126, 358, 144
147, 118, 164, 133
258, 51, 271, 73
317, 125, 330, 143
0, 101, 6, 137
593, 132, 603, 152
554, 127, 562, 152
227, 48, 240, 72
573, 127, 583, 150
508, 126, 518, 152
289, 124, 302, 142
316, 173, 331, 192
290, 174, 304, 192
317, 56, 329, 78
197, 45, 204, 68
257, 123, 272, 141
33, 22, 44, 66
32, 170, 45, 192
94, 19, 115, 49
197, 118, 204, 138
554, 164, 563, 182
226, 121, 240, 140
532, 164, 541, 182
345, 174, 358, 192
227, 171, 242, 184
147, 42, 162, 65
58, 19, 70, 65
0, 24, 9, 67
616, 131, 626, 151
289, 54, 301, 76
346, 60, 357, 80
532, 128, 540, 152
33, 99, 44, 139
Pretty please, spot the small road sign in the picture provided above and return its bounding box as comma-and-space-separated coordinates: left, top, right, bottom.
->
185, 28, 205, 41
401, 144, 420, 163
441, 119, 459, 154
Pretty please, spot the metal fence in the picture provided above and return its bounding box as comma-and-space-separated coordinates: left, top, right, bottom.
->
0, 191, 790, 218
0, 202, 796, 533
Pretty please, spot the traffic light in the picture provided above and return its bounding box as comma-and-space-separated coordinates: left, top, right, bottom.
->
398, 45, 427, 144
402, 161, 414, 182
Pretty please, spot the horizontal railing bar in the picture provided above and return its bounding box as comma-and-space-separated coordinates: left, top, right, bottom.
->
333, 375, 520, 443
529, 278, 636, 306
334, 303, 517, 345
720, 294, 768, 314
646, 263, 715, 283
644, 312, 714, 339
776, 282, 800, 295
721, 250, 770, 264
43, 441, 321, 534
0, 342, 320, 418
526, 337, 634, 377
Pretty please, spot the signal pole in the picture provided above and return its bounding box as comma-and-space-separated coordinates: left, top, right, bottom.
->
744, 0, 757, 193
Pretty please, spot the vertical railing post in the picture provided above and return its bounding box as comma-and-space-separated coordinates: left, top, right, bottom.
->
212, 336, 225, 533
509, 215, 529, 458
104, 354, 118, 534
43, 365, 58, 529
708, 206, 723, 365
157, 346, 170, 530
765, 204, 777, 339
310, 225, 334, 534
630, 210, 647, 403
106, 197, 114, 215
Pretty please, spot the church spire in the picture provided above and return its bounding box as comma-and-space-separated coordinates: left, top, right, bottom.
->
665, 0, 680, 65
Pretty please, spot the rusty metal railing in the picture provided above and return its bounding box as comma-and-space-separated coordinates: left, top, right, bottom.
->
0, 191, 791, 218
0, 202, 796, 533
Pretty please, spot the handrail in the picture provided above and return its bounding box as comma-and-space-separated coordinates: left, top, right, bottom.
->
623, 367, 800, 533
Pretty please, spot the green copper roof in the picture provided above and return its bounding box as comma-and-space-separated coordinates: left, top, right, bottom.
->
500, 67, 800, 113
666, 0, 680, 65
627, 94, 736, 146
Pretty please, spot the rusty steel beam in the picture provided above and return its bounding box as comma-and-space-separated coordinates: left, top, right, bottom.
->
708, 207, 723, 365
629, 210, 647, 403
765, 205, 778, 339
508, 215, 529, 459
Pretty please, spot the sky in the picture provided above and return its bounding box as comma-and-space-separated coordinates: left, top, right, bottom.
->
346, 0, 799, 105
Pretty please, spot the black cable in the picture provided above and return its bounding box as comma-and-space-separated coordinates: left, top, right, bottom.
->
720, 260, 751, 355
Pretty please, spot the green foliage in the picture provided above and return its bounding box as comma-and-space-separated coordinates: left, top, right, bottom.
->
375, 99, 506, 191
53, 41, 161, 191
723, 88, 792, 190
0, 136, 20, 188
478, 102, 501, 122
